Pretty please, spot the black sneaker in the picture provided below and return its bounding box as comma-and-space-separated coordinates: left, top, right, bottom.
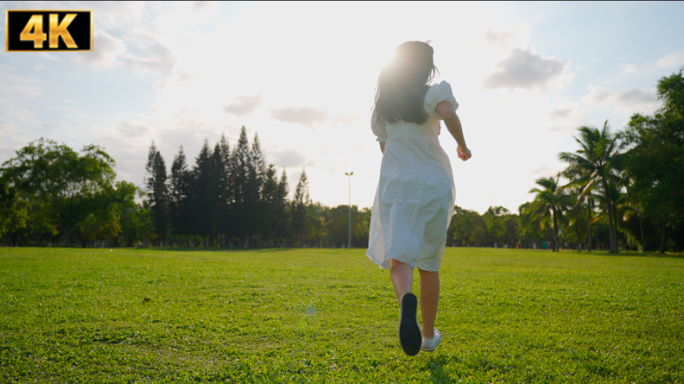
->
398, 292, 421, 356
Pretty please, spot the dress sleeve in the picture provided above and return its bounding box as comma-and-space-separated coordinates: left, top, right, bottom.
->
371, 110, 387, 142
425, 81, 459, 120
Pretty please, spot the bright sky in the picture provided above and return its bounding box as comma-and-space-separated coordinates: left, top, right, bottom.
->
2, 2, 683, 214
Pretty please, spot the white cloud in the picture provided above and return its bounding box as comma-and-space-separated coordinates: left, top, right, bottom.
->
68, 4, 186, 77
83, 2, 149, 30
582, 86, 661, 115
606, 52, 684, 84
270, 148, 306, 168
71, 31, 126, 68
153, 1, 221, 31
482, 48, 571, 92
191, 1, 212, 12
115, 121, 149, 137
657, 52, 684, 68
607, 62, 660, 83
64, 3, 187, 76
125, 31, 176, 76
223, 93, 264, 118
482, 26, 531, 48
268, 107, 330, 129
548, 106, 592, 133
483, 29, 517, 46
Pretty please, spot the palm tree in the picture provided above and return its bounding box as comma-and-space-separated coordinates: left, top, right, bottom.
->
559, 121, 625, 253
518, 201, 548, 249
527, 175, 572, 252
563, 166, 592, 252
563, 187, 588, 252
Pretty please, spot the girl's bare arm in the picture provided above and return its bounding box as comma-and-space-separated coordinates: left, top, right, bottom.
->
435, 101, 471, 161
380, 142, 385, 153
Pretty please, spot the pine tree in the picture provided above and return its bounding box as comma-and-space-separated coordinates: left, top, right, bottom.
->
218, 134, 232, 240
191, 140, 214, 244
261, 164, 279, 244
292, 168, 310, 245
210, 142, 227, 244
230, 127, 252, 246
145, 142, 169, 244
251, 133, 267, 189
248, 133, 268, 243
170, 146, 191, 242
275, 168, 290, 243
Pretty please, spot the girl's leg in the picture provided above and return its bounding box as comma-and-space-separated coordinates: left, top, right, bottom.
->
418, 268, 439, 339
390, 258, 413, 303
392, 258, 422, 356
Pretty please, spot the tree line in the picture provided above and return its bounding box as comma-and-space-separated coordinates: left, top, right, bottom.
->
0, 126, 370, 248
1, 70, 682, 252
143, 126, 371, 248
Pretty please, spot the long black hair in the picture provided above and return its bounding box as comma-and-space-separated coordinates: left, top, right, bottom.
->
373, 41, 438, 126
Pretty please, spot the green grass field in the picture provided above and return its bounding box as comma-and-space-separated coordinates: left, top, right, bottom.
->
1, 247, 682, 383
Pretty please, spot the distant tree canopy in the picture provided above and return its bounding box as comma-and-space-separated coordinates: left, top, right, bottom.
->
140, 126, 370, 248
448, 69, 684, 253
0, 129, 373, 248
0, 138, 140, 246
513, 68, 684, 253
623, 68, 684, 250
151, 127, 294, 247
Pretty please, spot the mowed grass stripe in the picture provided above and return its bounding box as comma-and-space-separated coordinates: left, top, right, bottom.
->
0, 247, 682, 383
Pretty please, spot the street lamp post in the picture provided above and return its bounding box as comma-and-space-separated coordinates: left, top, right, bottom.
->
345, 172, 353, 249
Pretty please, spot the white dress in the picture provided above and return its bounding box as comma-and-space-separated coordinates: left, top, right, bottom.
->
366, 81, 458, 272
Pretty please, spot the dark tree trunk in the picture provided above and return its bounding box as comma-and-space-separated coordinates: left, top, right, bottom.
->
659, 226, 666, 254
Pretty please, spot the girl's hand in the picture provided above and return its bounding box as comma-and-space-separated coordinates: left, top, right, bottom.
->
457, 145, 471, 161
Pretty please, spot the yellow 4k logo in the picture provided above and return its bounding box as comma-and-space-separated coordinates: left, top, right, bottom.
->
6, 10, 93, 52
20, 13, 78, 49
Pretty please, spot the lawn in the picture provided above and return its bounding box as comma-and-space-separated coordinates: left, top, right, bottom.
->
0, 247, 682, 383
